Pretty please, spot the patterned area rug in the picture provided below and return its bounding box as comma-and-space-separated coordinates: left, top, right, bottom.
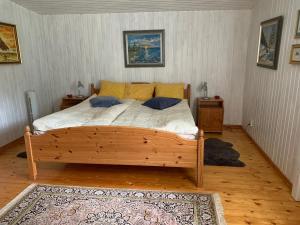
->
0, 184, 226, 225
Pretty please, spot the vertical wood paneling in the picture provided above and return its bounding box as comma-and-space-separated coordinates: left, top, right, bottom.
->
42, 10, 251, 123
0, 4, 252, 147
0, 0, 52, 147
243, 0, 300, 186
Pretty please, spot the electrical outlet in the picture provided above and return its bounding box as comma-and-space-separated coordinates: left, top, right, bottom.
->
248, 120, 255, 127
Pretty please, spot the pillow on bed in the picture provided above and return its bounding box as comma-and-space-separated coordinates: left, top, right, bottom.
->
155, 83, 185, 99
143, 97, 181, 110
90, 96, 121, 107
98, 80, 126, 99
124, 83, 154, 100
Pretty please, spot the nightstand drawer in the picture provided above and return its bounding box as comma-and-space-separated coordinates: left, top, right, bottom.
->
197, 97, 224, 133
198, 107, 223, 132
60, 96, 88, 110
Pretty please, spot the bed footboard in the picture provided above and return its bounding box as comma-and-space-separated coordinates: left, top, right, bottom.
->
24, 126, 204, 187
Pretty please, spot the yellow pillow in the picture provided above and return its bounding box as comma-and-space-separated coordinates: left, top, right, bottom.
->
124, 83, 154, 100
98, 80, 126, 99
155, 83, 185, 99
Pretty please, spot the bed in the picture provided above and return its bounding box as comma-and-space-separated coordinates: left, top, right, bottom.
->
24, 83, 204, 187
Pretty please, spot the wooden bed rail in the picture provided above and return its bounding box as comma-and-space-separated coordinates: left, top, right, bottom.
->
24, 126, 204, 187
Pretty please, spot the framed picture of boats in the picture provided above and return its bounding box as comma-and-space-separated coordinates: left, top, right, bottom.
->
0, 22, 21, 64
123, 30, 165, 67
257, 16, 283, 70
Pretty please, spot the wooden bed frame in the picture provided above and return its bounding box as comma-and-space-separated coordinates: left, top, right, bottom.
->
24, 83, 204, 187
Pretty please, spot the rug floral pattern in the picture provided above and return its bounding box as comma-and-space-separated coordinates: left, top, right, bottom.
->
0, 185, 220, 225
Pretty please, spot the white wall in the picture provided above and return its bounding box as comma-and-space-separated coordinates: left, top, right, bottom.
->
0, 4, 252, 146
42, 10, 251, 123
0, 0, 53, 147
243, 0, 300, 196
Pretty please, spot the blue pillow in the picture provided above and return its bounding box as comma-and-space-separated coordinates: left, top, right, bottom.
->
90, 96, 121, 108
143, 97, 181, 110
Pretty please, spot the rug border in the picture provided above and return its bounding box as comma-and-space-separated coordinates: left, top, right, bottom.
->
212, 193, 227, 225
30, 183, 217, 195
0, 183, 227, 225
0, 183, 37, 217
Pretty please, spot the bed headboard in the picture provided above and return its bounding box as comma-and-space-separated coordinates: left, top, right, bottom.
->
90, 82, 191, 106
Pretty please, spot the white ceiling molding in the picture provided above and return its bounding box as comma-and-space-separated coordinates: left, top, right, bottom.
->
10, 0, 254, 15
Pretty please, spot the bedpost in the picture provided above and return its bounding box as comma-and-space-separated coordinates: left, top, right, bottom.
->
24, 126, 37, 180
90, 83, 95, 96
196, 129, 204, 187
187, 84, 191, 106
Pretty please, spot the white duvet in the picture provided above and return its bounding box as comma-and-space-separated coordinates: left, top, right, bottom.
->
33, 95, 134, 131
112, 100, 198, 139
33, 97, 198, 139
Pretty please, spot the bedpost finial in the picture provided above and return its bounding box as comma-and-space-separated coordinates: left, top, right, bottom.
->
200, 130, 204, 138
90, 83, 96, 96
25, 126, 31, 133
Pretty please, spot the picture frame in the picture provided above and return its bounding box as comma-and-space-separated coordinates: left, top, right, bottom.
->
0, 22, 21, 64
290, 44, 300, 64
295, 10, 300, 38
257, 16, 283, 70
123, 30, 165, 67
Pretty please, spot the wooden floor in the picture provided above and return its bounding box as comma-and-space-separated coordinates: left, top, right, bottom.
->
0, 127, 299, 224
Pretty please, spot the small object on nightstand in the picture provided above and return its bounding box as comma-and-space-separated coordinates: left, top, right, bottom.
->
77, 81, 84, 97
199, 82, 209, 100
197, 97, 224, 133
60, 95, 88, 110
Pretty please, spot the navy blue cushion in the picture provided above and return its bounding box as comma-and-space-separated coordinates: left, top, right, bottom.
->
90, 96, 121, 108
142, 97, 181, 110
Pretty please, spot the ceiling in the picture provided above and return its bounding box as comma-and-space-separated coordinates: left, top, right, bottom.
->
11, 0, 254, 15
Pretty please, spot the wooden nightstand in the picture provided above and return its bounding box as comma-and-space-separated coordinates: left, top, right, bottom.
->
197, 97, 224, 133
60, 96, 88, 110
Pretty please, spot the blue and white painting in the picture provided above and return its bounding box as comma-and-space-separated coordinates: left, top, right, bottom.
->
124, 30, 165, 67
257, 16, 283, 70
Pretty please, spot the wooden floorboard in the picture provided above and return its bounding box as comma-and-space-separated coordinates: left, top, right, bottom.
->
0, 127, 299, 224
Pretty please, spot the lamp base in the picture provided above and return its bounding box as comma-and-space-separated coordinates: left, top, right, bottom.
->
201, 97, 210, 100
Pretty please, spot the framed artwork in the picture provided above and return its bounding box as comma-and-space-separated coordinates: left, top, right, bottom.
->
295, 10, 300, 38
0, 22, 21, 64
290, 44, 300, 64
257, 16, 283, 70
123, 30, 165, 67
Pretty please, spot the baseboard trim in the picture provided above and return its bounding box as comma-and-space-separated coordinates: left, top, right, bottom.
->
241, 127, 292, 190
223, 124, 243, 129
0, 137, 24, 151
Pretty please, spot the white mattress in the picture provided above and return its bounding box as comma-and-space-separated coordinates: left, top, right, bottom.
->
33, 97, 198, 140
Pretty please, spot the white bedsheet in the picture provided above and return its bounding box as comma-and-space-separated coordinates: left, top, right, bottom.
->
112, 100, 198, 139
33, 95, 134, 131
33, 97, 198, 140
